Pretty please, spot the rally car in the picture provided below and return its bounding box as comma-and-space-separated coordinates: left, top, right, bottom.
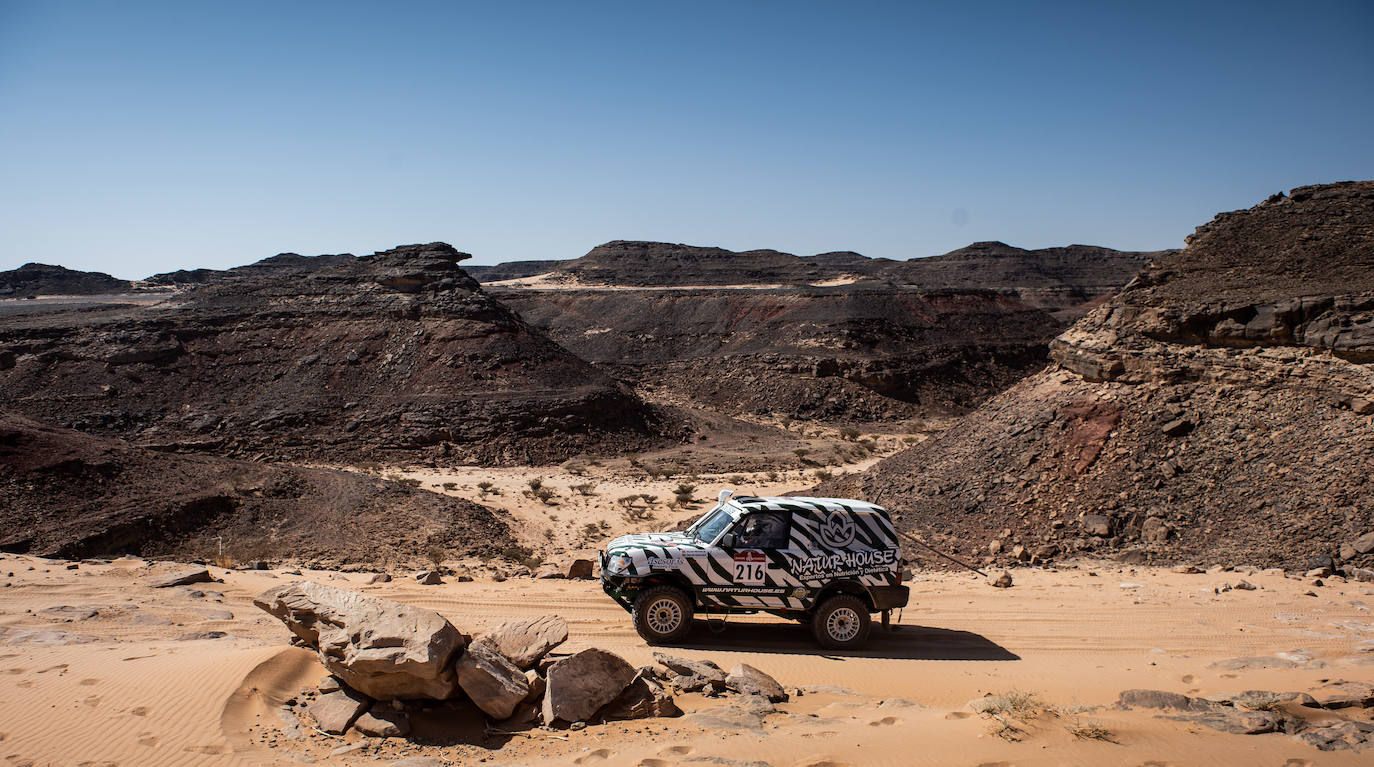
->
599, 490, 909, 649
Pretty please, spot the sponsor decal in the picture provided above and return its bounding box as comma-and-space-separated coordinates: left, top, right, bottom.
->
818, 510, 857, 548
647, 557, 680, 569
790, 548, 898, 578
680, 549, 708, 558
733, 549, 768, 585
701, 586, 789, 595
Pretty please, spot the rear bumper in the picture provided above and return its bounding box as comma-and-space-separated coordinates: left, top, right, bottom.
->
869, 585, 910, 611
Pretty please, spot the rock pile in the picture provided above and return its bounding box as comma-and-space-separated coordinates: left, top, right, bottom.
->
255, 583, 786, 740
1118, 682, 1374, 751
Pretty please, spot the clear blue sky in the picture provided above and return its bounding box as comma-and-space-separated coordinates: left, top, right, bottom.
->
2, 1, 1371, 278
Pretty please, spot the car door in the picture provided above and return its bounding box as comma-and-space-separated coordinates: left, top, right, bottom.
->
710, 510, 799, 609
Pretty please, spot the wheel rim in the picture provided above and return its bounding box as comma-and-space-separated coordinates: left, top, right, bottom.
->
825, 606, 861, 642
646, 598, 683, 635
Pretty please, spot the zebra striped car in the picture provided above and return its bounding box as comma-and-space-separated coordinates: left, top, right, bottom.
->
600, 490, 909, 649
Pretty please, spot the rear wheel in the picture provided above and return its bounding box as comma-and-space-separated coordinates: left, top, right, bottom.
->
632, 586, 694, 644
812, 594, 871, 650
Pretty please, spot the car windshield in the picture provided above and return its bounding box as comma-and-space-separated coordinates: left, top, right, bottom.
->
689, 506, 734, 543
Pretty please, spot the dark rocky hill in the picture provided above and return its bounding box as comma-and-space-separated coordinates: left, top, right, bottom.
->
497, 286, 1058, 420
819, 181, 1374, 569
0, 243, 667, 464
883, 242, 1169, 316
463, 259, 564, 282
0, 410, 512, 566
142, 252, 357, 287
0, 263, 132, 296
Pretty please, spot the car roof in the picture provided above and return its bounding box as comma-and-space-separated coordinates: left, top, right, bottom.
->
729, 495, 888, 514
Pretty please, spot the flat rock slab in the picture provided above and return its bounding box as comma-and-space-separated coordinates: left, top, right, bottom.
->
37, 606, 99, 621
476, 614, 568, 669
543, 647, 636, 724
684, 697, 774, 733
254, 581, 465, 700
309, 688, 372, 734
1293, 720, 1374, 751
1117, 689, 1219, 712
1173, 710, 1286, 735
1315, 681, 1374, 709
149, 567, 213, 588
455, 641, 530, 720
725, 663, 788, 703
653, 652, 726, 684
354, 706, 411, 737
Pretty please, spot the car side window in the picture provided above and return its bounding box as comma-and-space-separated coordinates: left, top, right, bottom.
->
734, 511, 789, 549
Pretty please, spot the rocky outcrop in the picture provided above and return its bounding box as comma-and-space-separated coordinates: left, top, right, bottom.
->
820, 182, 1374, 568
253, 581, 466, 700
0, 410, 512, 564
475, 615, 568, 669
454, 641, 530, 719
0, 243, 666, 464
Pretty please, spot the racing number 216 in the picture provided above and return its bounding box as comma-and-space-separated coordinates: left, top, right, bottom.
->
734, 561, 765, 584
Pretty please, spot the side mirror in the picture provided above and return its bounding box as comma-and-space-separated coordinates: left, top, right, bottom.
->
718, 533, 735, 548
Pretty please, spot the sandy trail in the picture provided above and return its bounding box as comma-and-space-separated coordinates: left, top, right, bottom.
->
3, 554, 1373, 766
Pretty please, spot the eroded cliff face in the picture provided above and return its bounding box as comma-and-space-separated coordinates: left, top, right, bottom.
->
821, 182, 1374, 568
0, 243, 667, 464
497, 286, 1059, 420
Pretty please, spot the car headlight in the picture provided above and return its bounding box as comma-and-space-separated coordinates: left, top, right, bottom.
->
607, 554, 632, 574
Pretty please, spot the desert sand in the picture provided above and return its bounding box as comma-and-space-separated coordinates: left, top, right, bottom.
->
2, 554, 1372, 766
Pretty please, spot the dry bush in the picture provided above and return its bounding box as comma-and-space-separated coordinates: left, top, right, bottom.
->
573, 482, 598, 496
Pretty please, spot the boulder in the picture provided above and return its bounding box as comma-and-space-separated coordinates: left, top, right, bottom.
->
354, 706, 411, 737
1081, 514, 1112, 537
455, 641, 530, 720
1352, 532, 1374, 555
414, 570, 442, 585
1293, 720, 1374, 751
475, 614, 568, 669
1186, 710, 1285, 735
1315, 681, 1374, 709
149, 566, 213, 588
567, 559, 595, 579
253, 581, 465, 700
1161, 418, 1194, 436
523, 669, 546, 702
309, 687, 372, 734
725, 664, 788, 703
600, 670, 680, 720
543, 648, 637, 724
989, 570, 1013, 588
368, 573, 392, 584
534, 568, 566, 580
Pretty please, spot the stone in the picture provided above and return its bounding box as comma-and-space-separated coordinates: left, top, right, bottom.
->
567, 559, 595, 579
1161, 418, 1194, 437
1186, 710, 1285, 735
149, 567, 213, 588
534, 568, 566, 580
308, 688, 371, 734
1117, 689, 1218, 712
1351, 568, 1374, 583
988, 539, 1003, 555
725, 663, 788, 702
454, 640, 530, 720
176, 631, 228, 640
1352, 532, 1374, 555
475, 614, 568, 669
989, 570, 1013, 588
253, 581, 465, 699
543, 648, 637, 724
600, 669, 680, 720
1081, 514, 1112, 537
653, 652, 727, 686
1293, 720, 1374, 751
389, 759, 445, 767
37, 605, 98, 621
1315, 681, 1374, 709
1234, 580, 1257, 590
367, 573, 392, 584
353, 706, 410, 737
414, 570, 442, 585
523, 668, 546, 702
317, 676, 343, 694
1306, 567, 1332, 578
684, 696, 773, 732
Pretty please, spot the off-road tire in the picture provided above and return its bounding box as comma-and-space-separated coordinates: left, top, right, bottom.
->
812, 594, 871, 650
632, 586, 694, 644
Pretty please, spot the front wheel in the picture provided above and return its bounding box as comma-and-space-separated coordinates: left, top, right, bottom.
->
812, 594, 871, 650
632, 586, 694, 644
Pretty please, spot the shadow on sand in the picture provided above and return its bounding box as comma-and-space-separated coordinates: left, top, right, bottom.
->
667, 620, 1020, 661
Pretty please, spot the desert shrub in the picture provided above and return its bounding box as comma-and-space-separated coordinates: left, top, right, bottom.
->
527, 477, 543, 491
639, 493, 658, 504
441, 481, 458, 491
477, 481, 495, 495
543, 529, 554, 540
573, 482, 598, 496
500, 544, 533, 562
839, 426, 860, 441
814, 469, 833, 482
425, 545, 446, 566
1067, 721, 1115, 742
397, 477, 421, 488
